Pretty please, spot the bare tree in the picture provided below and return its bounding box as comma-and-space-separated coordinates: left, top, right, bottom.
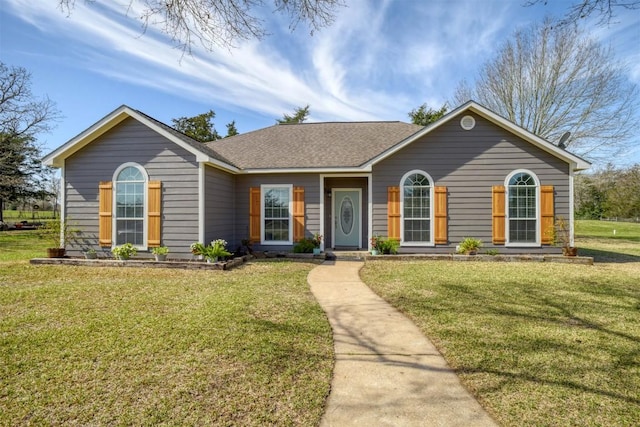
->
57, 0, 344, 51
454, 18, 639, 160
525, 0, 640, 27
1, 63, 60, 222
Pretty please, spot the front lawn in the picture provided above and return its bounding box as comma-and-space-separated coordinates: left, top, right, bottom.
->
360, 220, 640, 426
0, 249, 333, 425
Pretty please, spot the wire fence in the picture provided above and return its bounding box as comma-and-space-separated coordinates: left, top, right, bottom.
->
600, 217, 640, 223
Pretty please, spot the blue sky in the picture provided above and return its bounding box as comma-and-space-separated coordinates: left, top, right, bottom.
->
1, 0, 639, 167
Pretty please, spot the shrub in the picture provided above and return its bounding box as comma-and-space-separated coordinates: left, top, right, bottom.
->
294, 238, 316, 253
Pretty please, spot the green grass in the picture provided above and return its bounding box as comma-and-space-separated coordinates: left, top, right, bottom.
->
360, 220, 640, 426
1, 210, 56, 220
0, 230, 50, 261
0, 243, 333, 425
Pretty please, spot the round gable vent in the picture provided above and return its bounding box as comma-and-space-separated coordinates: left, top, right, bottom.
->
460, 115, 475, 130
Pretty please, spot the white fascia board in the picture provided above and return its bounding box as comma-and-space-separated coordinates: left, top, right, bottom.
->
365, 101, 591, 172
42, 107, 131, 167
240, 166, 372, 174
42, 105, 239, 172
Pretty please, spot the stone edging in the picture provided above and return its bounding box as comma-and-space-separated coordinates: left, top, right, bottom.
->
29, 254, 254, 270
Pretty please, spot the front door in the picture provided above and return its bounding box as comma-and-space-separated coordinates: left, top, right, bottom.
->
333, 189, 361, 248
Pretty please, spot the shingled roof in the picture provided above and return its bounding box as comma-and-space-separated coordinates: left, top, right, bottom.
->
206, 121, 424, 170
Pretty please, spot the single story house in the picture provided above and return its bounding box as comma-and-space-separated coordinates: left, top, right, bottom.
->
43, 101, 590, 258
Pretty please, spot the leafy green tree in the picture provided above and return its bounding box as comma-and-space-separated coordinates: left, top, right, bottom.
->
225, 120, 239, 137
277, 105, 310, 124
172, 110, 220, 142
408, 103, 448, 126
0, 63, 59, 222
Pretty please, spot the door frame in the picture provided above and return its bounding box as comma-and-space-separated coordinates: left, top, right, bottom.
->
331, 188, 362, 249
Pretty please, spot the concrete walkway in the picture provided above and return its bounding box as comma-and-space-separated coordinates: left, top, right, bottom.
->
308, 260, 497, 427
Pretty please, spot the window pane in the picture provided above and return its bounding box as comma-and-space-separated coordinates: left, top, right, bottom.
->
509, 219, 536, 242
404, 219, 430, 242
116, 219, 144, 245
264, 219, 289, 241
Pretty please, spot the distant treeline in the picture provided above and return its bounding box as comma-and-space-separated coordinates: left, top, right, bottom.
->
575, 164, 640, 220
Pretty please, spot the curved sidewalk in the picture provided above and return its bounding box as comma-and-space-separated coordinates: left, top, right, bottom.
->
308, 260, 497, 427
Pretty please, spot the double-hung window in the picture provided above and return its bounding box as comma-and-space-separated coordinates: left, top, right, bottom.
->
401, 171, 432, 244
262, 185, 292, 244
114, 164, 146, 246
507, 171, 538, 244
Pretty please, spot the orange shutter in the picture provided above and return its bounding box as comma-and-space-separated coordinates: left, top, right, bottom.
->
388, 186, 401, 240
147, 181, 162, 247
540, 185, 555, 245
492, 185, 506, 245
434, 186, 448, 244
293, 187, 305, 242
249, 187, 261, 243
98, 181, 113, 247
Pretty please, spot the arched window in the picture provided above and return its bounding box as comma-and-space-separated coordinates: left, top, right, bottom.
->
507, 170, 538, 244
401, 171, 433, 244
114, 163, 147, 246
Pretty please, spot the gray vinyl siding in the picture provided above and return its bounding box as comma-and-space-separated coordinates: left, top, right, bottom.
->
235, 174, 321, 252
203, 165, 235, 248
64, 118, 200, 258
372, 112, 570, 254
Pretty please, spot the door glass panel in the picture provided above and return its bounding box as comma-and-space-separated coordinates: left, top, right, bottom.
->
340, 197, 354, 235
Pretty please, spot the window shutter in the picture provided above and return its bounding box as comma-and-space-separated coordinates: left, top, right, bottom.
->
249, 187, 261, 243
540, 185, 554, 245
388, 186, 401, 240
492, 185, 506, 245
148, 181, 162, 247
98, 181, 112, 247
293, 187, 305, 242
434, 186, 447, 244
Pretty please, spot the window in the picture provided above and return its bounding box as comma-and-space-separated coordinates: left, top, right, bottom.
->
507, 171, 538, 244
114, 164, 147, 246
262, 185, 292, 243
401, 171, 432, 244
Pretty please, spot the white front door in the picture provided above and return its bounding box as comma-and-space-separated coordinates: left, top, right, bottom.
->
333, 189, 361, 248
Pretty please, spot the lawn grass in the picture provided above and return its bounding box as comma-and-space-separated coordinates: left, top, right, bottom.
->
0, 244, 333, 425
0, 229, 50, 261
360, 220, 640, 426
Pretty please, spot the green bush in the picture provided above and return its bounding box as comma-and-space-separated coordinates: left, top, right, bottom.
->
293, 238, 316, 253
377, 238, 400, 254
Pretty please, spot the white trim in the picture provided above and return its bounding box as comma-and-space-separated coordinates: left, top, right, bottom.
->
364, 101, 591, 171
60, 165, 66, 247
399, 170, 435, 247
504, 169, 541, 247
198, 163, 205, 244
332, 188, 362, 248
112, 163, 148, 249
569, 166, 575, 247
319, 176, 325, 251
241, 166, 372, 174
260, 184, 293, 245
368, 174, 373, 250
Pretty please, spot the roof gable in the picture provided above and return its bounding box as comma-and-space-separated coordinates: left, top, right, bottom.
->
42, 105, 238, 172
367, 101, 591, 171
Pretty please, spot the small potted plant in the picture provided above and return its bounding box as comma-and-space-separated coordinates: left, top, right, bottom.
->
83, 248, 97, 259
457, 237, 482, 255
112, 243, 137, 260
152, 246, 169, 261
312, 233, 323, 255
192, 239, 231, 263
370, 235, 380, 255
